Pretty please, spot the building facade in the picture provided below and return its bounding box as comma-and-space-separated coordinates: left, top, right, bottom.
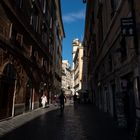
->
83, 0, 140, 138
51, 0, 65, 102
72, 39, 84, 97
61, 60, 72, 96
81, 41, 88, 103
0, 0, 64, 119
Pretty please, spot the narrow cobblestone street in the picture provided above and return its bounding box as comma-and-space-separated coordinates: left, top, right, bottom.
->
0, 103, 130, 140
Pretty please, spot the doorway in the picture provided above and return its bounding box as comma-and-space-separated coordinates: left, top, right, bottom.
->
121, 74, 136, 134
0, 63, 16, 119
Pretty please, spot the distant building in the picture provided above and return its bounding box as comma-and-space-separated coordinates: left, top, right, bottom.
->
61, 60, 72, 96
72, 39, 85, 97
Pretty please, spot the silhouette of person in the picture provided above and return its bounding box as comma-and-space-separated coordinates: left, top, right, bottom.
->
73, 93, 78, 107
59, 90, 66, 113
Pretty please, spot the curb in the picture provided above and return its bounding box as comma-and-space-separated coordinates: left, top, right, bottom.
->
0, 104, 58, 137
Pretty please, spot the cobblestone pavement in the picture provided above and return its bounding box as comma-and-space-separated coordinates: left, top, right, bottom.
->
0, 103, 130, 140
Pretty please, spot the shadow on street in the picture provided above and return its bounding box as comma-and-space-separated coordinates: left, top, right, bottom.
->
0, 104, 130, 140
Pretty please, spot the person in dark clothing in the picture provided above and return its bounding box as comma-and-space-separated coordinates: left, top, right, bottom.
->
73, 93, 78, 107
59, 90, 66, 113
73, 93, 77, 103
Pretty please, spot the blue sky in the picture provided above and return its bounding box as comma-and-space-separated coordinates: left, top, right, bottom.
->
61, 0, 86, 66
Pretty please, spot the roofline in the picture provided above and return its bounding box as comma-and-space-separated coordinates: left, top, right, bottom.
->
58, 0, 65, 38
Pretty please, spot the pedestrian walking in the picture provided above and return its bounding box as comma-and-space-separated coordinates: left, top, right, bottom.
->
59, 90, 66, 113
41, 94, 47, 108
73, 93, 78, 108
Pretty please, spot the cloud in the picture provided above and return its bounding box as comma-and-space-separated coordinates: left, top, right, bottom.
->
63, 9, 85, 23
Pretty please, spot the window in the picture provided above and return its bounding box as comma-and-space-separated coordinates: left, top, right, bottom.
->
38, 0, 46, 13
110, 0, 116, 17
15, 0, 23, 8
30, 15, 39, 32
98, 15, 103, 47
43, 60, 47, 70
31, 49, 36, 61
50, 17, 53, 29
108, 55, 113, 72
120, 37, 127, 62
35, 16, 39, 32
43, 0, 46, 14
29, 45, 32, 57
16, 33, 23, 46
0, 49, 3, 65
3, 63, 16, 79
97, 3, 103, 47
30, 4, 39, 32
34, 51, 38, 61
134, 77, 140, 107
30, 15, 33, 25
110, 0, 121, 18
